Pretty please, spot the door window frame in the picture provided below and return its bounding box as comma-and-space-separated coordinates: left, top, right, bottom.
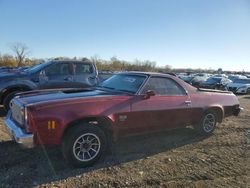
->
43, 62, 73, 77
138, 76, 188, 96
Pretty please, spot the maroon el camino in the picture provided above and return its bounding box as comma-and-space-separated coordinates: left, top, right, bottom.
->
3, 72, 242, 167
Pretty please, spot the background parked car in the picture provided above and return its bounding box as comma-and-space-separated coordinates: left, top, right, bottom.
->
0, 67, 14, 73
228, 74, 247, 82
178, 75, 195, 84
199, 77, 231, 90
226, 78, 250, 94
178, 73, 208, 88
0, 60, 98, 111
190, 74, 209, 88
98, 71, 114, 82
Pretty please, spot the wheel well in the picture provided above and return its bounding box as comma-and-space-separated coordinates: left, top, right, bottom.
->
1, 86, 31, 104
62, 117, 114, 143
206, 107, 224, 123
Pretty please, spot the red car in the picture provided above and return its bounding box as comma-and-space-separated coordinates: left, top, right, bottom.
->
3, 72, 242, 167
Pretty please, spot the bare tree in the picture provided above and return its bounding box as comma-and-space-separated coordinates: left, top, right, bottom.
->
10, 43, 29, 66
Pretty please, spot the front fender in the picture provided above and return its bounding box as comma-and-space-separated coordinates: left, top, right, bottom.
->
0, 80, 38, 103
2, 80, 38, 90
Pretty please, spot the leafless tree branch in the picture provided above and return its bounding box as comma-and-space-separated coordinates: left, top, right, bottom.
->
10, 42, 30, 66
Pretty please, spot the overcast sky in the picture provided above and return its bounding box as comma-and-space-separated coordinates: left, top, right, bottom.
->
0, 0, 249, 71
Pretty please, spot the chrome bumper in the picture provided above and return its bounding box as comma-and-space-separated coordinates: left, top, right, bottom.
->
3, 113, 34, 148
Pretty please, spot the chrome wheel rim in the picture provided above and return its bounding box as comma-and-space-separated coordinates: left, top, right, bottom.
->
203, 113, 216, 133
73, 133, 101, 162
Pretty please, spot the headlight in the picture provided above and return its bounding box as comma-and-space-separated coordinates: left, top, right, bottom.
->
20, 105, 29, 128
19, 106, 27, 127
24, 106, 32, 133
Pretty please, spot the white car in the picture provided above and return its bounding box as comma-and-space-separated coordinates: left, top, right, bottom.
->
227, 79, 250, 94
228, 74, 247, 82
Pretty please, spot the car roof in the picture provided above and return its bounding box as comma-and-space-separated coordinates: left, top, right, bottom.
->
118, 71, 176, 78
51, 59, 93, 64
116, 71, 198, 93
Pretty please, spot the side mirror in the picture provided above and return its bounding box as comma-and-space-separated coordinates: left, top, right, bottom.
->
143, 90, 156, 99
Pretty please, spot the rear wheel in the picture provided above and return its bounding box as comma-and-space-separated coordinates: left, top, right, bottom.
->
195, 111, 217, 135
62, 124, 107, 167
3, 91, 20, 112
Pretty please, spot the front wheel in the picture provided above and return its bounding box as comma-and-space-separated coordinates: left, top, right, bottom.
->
62, 124, 107, 167
3, 91, 20, 112
195, 111, 217, 135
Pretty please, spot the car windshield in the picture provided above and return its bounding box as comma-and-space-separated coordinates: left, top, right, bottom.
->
24, 61, 51, 73
233, 79, 250, 84
98, 74, 147, 94
205, 77, 221, 83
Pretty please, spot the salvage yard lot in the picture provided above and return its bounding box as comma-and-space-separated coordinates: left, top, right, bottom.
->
0, 96, 249, 187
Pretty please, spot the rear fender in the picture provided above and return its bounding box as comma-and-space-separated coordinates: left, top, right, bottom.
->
203, 105, 224, 123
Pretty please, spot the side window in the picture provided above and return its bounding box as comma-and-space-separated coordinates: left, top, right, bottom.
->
74, 63, 93, 75
142, 77, 186, 96
44, 63, 71, 76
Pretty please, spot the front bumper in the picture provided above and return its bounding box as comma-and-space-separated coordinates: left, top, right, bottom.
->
3, 113, 34, 148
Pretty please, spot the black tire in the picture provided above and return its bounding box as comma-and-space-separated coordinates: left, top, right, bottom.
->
62, 124, 107, 167
195, 111, 217, 135
3, 91, 20, 112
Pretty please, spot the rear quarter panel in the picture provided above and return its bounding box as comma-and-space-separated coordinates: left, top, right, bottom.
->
189, 91, 239, 123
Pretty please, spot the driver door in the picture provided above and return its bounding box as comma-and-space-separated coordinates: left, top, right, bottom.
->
127, 76, 193, 134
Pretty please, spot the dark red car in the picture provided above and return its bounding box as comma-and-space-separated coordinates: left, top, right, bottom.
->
3, 72, 242, 167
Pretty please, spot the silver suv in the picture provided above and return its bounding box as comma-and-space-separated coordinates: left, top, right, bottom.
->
0, 59, 98, 111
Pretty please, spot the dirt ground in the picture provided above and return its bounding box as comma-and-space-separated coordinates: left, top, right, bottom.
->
0, 95, 249, 188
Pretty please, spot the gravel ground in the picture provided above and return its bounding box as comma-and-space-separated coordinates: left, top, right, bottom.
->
0, 95, 249, 188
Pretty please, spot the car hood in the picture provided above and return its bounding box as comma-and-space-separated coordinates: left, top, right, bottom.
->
0, 71, 28, 80
16, 88, 126, 105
